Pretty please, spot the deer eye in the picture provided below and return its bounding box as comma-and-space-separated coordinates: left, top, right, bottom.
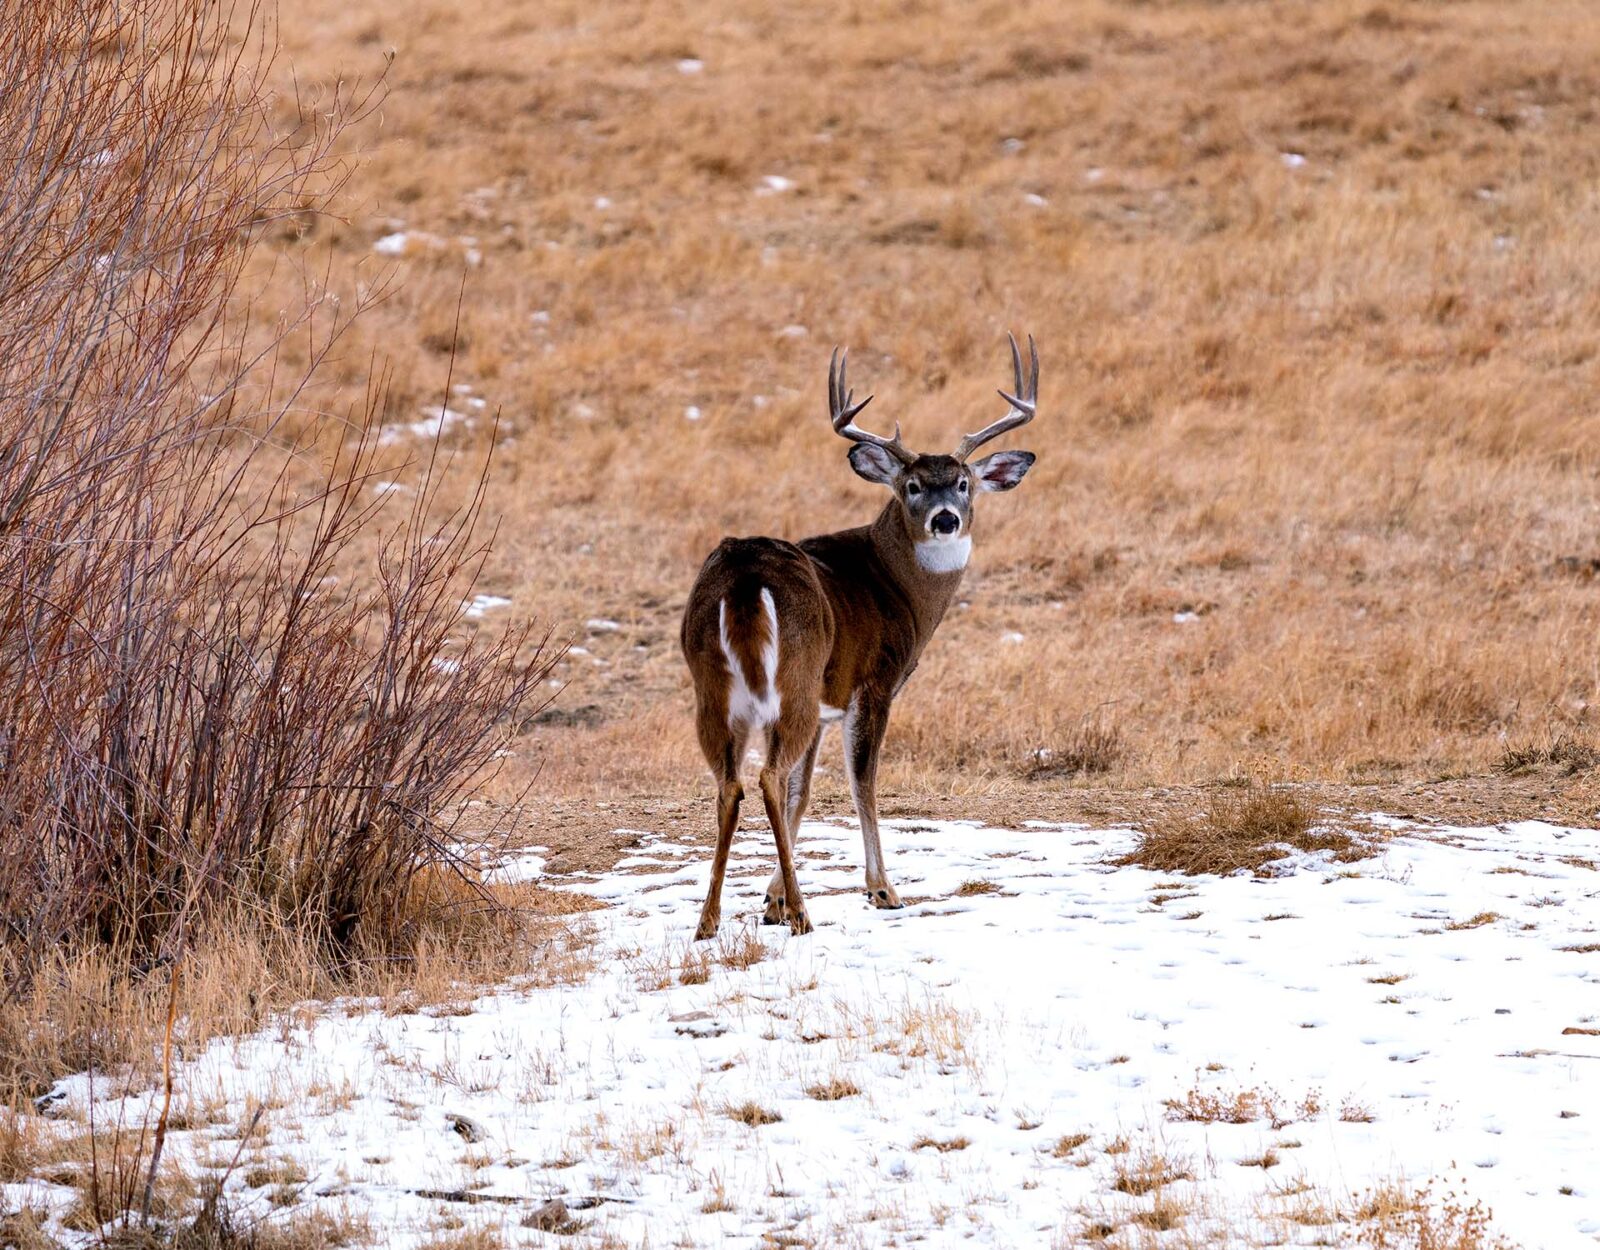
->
957, 478, 969, 494
905, 482, 921, 497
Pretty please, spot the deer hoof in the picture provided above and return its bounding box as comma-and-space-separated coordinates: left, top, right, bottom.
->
693, 914, 719, 941
788, 908, 814, 936
867, 885, 904, 910
761, 894, 787, 925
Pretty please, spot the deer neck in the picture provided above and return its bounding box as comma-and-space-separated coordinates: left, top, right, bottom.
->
869, 501, 965, 641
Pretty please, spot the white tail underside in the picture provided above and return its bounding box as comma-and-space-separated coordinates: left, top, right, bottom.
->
718, 588, 781, 730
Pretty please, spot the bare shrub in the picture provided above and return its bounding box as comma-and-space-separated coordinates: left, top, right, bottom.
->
0, 0, 556, 1032
1116, 785, 1363, 876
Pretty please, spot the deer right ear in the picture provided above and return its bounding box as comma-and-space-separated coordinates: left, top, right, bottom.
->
848, 442, 903, 487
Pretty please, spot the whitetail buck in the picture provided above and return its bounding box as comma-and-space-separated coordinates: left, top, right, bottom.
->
681, 335, 1039, 937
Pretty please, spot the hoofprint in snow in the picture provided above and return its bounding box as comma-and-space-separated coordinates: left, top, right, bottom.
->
16, 818, 1600, 1248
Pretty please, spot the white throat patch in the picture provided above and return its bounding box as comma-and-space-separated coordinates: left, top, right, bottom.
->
915, 536, 971, 574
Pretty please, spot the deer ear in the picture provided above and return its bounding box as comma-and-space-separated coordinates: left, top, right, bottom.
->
971, 450, 1035, 492
848, 443, 902, 487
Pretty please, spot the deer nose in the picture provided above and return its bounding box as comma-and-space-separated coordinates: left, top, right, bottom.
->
929, 510, 960, 536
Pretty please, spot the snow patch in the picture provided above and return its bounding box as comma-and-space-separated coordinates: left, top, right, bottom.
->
462, 594, 511, 619
27, 819, 1600, 1248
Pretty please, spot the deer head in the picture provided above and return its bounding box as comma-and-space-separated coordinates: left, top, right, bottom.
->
829, 335, 1038, 571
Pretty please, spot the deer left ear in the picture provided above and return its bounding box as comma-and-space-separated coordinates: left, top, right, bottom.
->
971, 450, 1035, 492
848, 442, 903, 487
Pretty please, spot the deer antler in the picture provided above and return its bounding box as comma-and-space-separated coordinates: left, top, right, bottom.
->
829, 347, 916, 466
954, 332, 1038, 461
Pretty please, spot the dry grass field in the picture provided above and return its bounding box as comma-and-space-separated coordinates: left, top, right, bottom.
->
252, 0, 1600, 840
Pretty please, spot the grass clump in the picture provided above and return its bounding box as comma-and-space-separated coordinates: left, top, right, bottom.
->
1117, 786, 1363, 876
910, 1135, 971, 1153
1023, 718, 1125, 779
1497, 733, 1596, 776
723, 1101, 782, 1127
1111, 1151, 1193, 1196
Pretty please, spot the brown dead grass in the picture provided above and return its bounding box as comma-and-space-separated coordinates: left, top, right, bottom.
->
1110, 1149, 1193, 1196
1498, 733, 1598, 777
910, 1135, 971, 1154
1353, 1182, 1519, 1250
0, 871, 594, 1098
1165, 1086, 1324, 1131
805, 1077, 861, 1102
1117, 785, 1363, 875
723, 1102, 783, 1127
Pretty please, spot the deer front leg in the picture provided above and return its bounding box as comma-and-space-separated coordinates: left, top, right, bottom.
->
843, 696, 902, 910
764, 724, 823, 925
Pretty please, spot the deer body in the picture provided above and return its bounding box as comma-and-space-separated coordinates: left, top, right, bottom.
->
683, 337, 1039, 938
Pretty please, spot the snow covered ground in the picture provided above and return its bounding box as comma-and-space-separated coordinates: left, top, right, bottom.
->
15, 815, 1600, 1247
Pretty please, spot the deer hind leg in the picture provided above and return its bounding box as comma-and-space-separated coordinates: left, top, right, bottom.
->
844, 696, 903, 910
759, 723, 817, 936
763, 723, 823, 925
694, 722, 745, 942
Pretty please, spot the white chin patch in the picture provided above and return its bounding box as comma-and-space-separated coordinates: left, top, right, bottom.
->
915, 535, 971, 573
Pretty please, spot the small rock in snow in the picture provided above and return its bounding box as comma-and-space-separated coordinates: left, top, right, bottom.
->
34, 1087, 68, 1117
524, 1198, 570, 1232
670, 1011, 727, 1039
445, 1111, 488, 1143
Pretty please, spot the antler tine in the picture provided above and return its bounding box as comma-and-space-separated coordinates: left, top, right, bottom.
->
829, 347, 916, 465
954, 332, 1039, 461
